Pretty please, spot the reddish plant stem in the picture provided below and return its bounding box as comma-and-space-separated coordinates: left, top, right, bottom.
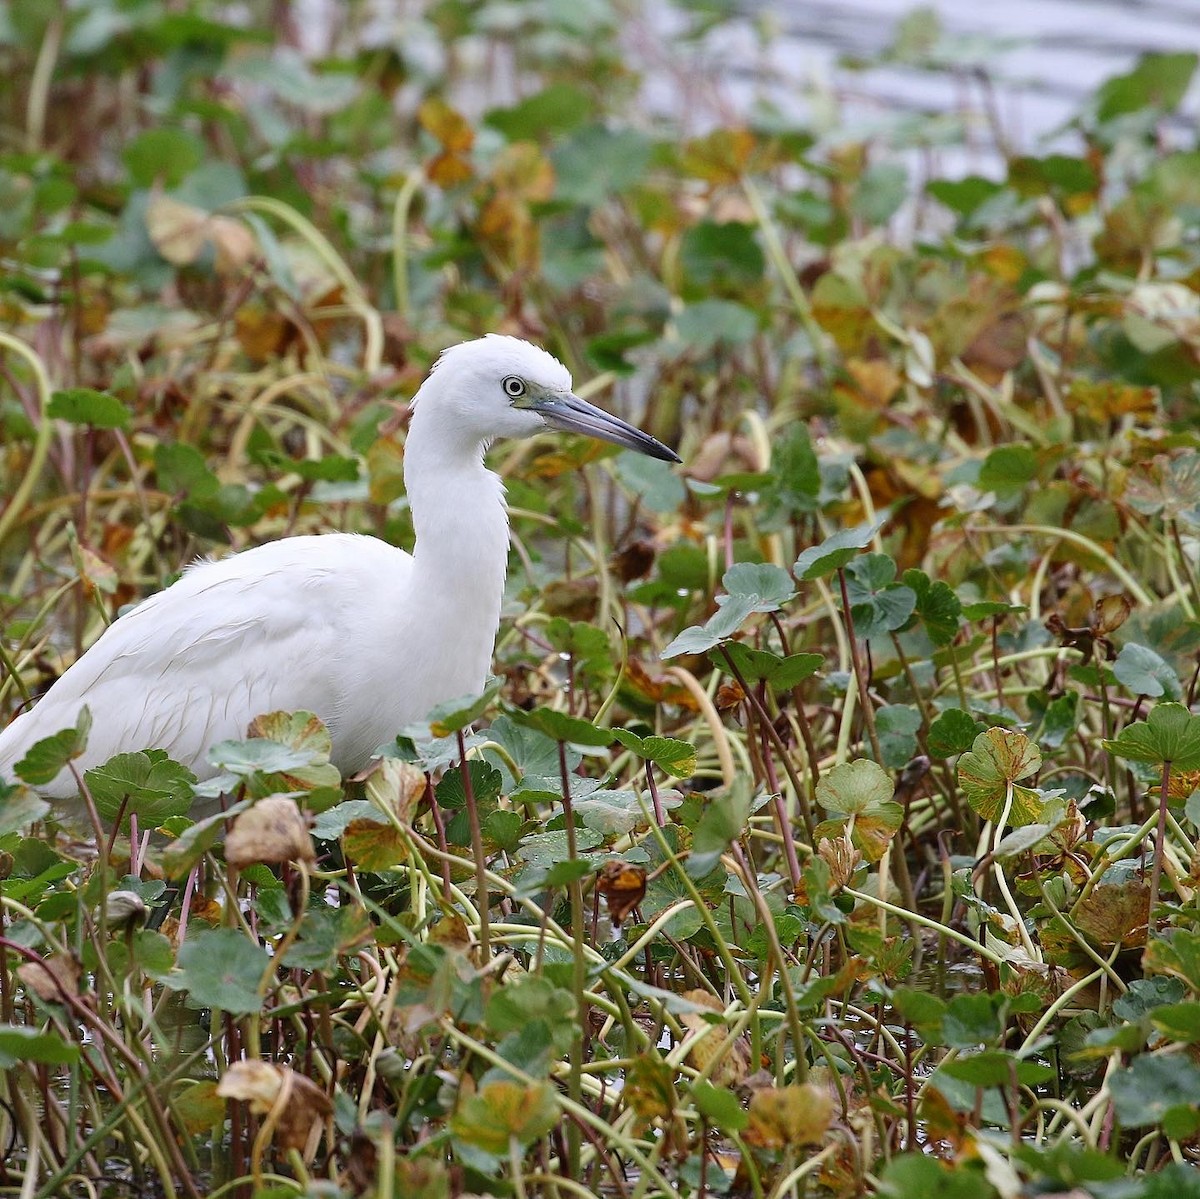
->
457, 729, 490, 961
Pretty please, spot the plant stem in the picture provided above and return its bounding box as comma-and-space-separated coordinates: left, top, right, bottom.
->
557, 740, 586, 1180
458, 729, 491, 961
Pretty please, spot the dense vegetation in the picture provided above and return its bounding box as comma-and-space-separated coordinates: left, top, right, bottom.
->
2, 2, 1200, 1196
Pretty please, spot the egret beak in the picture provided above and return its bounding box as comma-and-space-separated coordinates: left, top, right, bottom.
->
535, 393, 681, 463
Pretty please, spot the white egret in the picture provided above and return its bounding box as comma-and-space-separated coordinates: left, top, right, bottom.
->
0, 335, 679, 801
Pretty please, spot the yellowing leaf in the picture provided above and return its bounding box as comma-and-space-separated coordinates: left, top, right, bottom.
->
680, 990, 750, 1087
418, 97, 474, 152
957, 728, 1043, 825
146, 194, 210, 265
450, 1080, 559, 1154
624, 1053, 676, 1123
744, 1084, 833, 1149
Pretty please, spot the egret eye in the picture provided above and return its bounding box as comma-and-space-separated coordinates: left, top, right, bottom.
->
502, 376, 526, 399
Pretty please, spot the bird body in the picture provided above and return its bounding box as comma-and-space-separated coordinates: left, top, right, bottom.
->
0, 336, 678, 803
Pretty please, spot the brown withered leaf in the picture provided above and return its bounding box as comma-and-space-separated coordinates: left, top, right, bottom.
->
744, 1084, 833, 1149
364, 758, 426, 824
1067, 380, 1158, 422
624, 1052, 677, 1124
613, 540, 656, 583
234, 302, 291, 361
625, 658, 701, 711
678, 128, 756, 184
343, 818, 407, 871
680, 990, 750, 1087
225, 797, 315, 868
1160, 768, 1200, 802
146, 194, 209, 265
490, 142, 555, 202
209, 215, 257, 273
217, 1061, 332, 1152
428, 151, 473, 187
846, 358, 902, 407
596, 860, 647, 927
542, 576, 598, 621
918, 1084, 969, 1150
963, 310, 1029, 375
342, 1129, 379, 1196
817, 835, 862, 890
417, 97, 474, 152
686, 430, 760, 482
18, 954, 81, 1003
1092, 593, 1133, 636
715, 680, 746, 711
1074, 878, 1150, 948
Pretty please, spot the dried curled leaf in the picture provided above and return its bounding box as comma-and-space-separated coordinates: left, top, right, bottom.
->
17, 954, 81, 1004
744, 1083, 834, 1149
680, 990, 750, 1087
225, 797, 315, 868
596, 859, 647, 927
217, 1061, 332, 1152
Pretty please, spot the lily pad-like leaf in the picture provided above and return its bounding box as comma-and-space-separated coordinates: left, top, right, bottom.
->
1103, 702, 1200, 770
720, 562, 796, 611
928, 708, 986, 758
574, 788, 683, 835
876, 705, 922, 769
426, 678, 503, 737
48, 387, 132, 430
688, 775, 754, 877
507, 707, 611, 747
816, 759, 894, 815
0, 780, 50, 834
794, 520, 884, 581
814, 759, 902, 863
450, 1079, 560, 1155
904, 569, 963, 647
15, 708, 92, 787
957, 728, 1043, 825
1109, 1053, 1200, 1128
85, 750, 197, 825
1113, 643, 1180, 699
611, 729, 696, 778
168, 928, 270, 1015
0, 1025, 80, 1068
710, 641, 823, 688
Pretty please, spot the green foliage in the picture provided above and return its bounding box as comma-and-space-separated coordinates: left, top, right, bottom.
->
2, 7, 1200, 1196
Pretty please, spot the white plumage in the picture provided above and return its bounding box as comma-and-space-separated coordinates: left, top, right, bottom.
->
0, 335, 678, 802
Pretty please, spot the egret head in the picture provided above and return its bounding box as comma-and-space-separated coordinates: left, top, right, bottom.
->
416, 335, 680, 463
